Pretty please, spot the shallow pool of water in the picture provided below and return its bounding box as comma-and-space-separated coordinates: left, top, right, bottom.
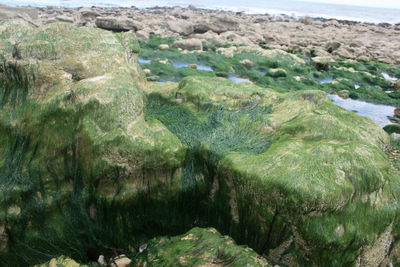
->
228, 75, 253, 84
318, 77, 335, 84
138, 58, 151, 64
328, 94, 396, 126
159, 77, 177, 82
197, 64, 213, 71
172, 61, 213, 71
381, 72, 398, 81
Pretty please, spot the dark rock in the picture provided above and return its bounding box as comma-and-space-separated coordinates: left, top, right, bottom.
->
325, 41, 341, 53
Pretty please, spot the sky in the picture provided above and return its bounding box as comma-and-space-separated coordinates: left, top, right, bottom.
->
300, 0, 400, 9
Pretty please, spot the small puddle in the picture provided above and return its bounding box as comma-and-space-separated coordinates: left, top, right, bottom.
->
172, 61, 213, 71
328, 94, 396, 126
318, 77, 335, 84
381, 72, 398, 81
138, 58, 151, 64
197, 64, 213, 71
228, 75, 253, 84
159, 77, 176, 82
172, 62, 189, 68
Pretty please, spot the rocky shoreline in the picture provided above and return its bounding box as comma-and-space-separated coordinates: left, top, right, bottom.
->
1, 4, 400, 65
1, 3, 400, 267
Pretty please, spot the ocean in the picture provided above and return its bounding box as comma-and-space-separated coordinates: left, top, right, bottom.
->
1, 0, 400, 24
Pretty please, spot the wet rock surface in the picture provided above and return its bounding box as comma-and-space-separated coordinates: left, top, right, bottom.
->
0, 5, 400, 267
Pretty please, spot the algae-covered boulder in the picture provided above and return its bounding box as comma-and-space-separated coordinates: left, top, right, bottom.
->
34, 256, 87, 267
146, 76, 400, 266
311, 56, 333, 71
0, 22, 185, 265
133, 227, 270, 267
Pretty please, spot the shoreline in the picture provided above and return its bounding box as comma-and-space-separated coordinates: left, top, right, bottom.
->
1, 4, 400, 65
3, 0, 400, 24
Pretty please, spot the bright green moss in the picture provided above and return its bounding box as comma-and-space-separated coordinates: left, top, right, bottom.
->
1, 22, 399, 267
0, 23, 186, 266
133, 227, 271, 267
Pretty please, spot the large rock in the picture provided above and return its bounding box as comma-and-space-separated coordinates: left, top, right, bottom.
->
95, 16, 141, 31
325, 41, 341, 53
172, 38, 203, 51
167, 20, 194, 36
193, 15, 239, 34
0, 22, 185, 265
147, 76, 400, 266
311, 56, 334, 71
79, 8, 101, 19
219, 31, 253, 46
191, 31, 224, 46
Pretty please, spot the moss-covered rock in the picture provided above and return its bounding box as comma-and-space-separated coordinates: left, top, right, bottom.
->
34, 256, 88, 267
0, 22, 185, 265
133, 227, 271, 267
145, 76, 400, 266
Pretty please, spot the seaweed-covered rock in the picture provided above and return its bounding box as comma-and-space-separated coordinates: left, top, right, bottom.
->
384, 124, 400, 134
337, 89, 350, 98
34, 256, 87, 267
311, 56, 333, 71
147, 76, 400, 266
0, 22, 185, 264
133, 227, 270, 267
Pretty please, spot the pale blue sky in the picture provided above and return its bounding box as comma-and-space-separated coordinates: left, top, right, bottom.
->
301, 0, 400, 9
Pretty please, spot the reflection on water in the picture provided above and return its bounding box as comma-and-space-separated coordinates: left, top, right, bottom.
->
172, 62, 188, 68
172, 61, 213, 71
138, 58, 151, 64
328, 94, 396, 126
318, 77, 334, 84
197, 64, 213, 71
381, 72, 398, 81
159, 77, 176, 82
228, 75, 253, 84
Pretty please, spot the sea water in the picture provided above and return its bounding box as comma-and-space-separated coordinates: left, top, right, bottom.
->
2, 0, 400, 24
328, 94, 396, 126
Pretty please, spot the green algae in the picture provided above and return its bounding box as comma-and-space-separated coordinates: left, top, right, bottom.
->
138, 37, 400, 106
133, 227, 271, 266
0, 23, 399, 267
143, 77, 400, 266
0, 23, 186, 266
34, 256, 89, 267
